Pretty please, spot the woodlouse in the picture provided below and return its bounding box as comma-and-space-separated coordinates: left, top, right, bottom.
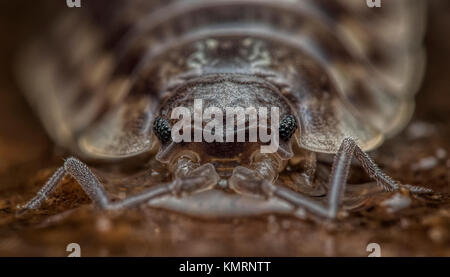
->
17, 0, 430, 219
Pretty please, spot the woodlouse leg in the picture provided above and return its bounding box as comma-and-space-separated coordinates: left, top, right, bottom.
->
230, 141, 356, 218
230, 165, 333, 218
19, 157, 219, 212
324, 138, 431, 216
287, 150, 326, 197
352, 142, 432, 194
230, 138, 431, 219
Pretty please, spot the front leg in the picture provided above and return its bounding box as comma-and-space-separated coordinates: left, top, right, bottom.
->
230, 138, 431, 219
20, 157, 219, 213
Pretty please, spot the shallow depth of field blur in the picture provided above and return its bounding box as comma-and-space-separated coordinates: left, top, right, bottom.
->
0, 1, 449, 256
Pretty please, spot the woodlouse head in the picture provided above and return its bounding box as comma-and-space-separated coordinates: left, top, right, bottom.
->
153, 74, 298, 174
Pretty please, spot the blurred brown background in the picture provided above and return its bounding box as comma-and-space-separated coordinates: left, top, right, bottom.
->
0, 1, 449, 256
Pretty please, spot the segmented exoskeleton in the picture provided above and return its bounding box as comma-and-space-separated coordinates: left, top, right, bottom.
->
18, 0, 430, 219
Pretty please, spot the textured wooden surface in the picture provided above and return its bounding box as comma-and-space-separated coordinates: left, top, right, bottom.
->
0, 1, 449, 256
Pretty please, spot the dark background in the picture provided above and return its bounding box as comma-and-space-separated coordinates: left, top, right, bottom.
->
0, 1, 449, 256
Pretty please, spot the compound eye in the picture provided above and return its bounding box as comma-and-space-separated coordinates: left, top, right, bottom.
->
153, 117, 172, 144
279, 115, 297, 141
